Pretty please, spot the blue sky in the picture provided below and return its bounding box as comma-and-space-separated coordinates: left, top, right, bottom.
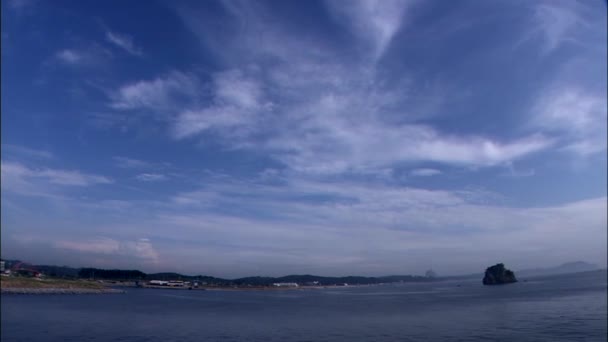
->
1, 0, 606, 277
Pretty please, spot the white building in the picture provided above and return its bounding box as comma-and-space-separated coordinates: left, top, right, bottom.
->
149, 280, 168, 286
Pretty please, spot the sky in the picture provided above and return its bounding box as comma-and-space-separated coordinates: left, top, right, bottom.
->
1, 0, 606, 278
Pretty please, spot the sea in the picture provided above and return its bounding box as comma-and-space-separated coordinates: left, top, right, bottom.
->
2, 270, 606, 341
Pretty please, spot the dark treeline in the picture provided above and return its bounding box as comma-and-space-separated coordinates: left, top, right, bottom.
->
78, 268, 146, 280
35, 265, 80, 278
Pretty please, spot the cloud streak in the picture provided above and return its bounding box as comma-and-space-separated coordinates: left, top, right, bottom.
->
53, 45, 112, 67
410, 168, 441, 177
531, 87, 606, 155
1, 161, 112, 197
3, 144, 53, 160
135, 173, 166, 182
533, 1, 586, 54
54, 237, 159, 263
106, 31, 142, 56
325, 0, 411, 61
113, 156, 152, 169
109, 71, 199, 112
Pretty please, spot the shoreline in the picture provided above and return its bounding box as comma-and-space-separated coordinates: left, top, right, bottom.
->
1, 276, 125, 295
137, 283, 377, 291
1, 287, 125, 295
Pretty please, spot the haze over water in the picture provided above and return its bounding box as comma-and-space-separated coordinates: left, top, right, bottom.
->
2, 271, 606, 341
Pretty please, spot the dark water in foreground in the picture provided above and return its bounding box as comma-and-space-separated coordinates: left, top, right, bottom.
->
2, 270, 606, 341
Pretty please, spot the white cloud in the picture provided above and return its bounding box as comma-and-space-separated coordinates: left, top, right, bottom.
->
54, 237, 159, 264
214, 69, 262, 109
266, 116, 552, 174
410, 168, 441, 177
502, 163, 535, 178
164, 3, 557, 173
165, 62, 551, 174
109, 71, 198, 111
3, 144, 53, 159
113, 156, 152, 169
53, 45, 112, 67
55, 49, 82, 64
104, 0, 601, 180
173, 69, 266, 139
106, 31, 142, 56
37, 169, 112, 186
54, 237, 120, 254
325, 0, 411, 60
127, 4, 555, 175
532, 87, 606, 155
135, 173, 166, 182
533, 1, 586, 54
1, 161, 112, 190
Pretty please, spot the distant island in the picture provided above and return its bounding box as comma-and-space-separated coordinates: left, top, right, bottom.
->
483, 263, 517, 285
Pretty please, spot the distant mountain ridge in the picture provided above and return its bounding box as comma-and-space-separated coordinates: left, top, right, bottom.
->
517, 261, 600, 277
0, 260, 432, 286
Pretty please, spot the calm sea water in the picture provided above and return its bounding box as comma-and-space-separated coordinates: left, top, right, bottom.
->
2, 270, 606, 341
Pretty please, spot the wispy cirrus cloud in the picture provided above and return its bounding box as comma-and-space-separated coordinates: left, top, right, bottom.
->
2, 144, 53, 160
531, 87, 606, 155
173, 69, 267, 139
54, 237, 159, 264
53, 45, 112, 67
36, 169, 112, 186
410, 168, 441, 177
55, 49, 82, 64
1, 161, 112, 191
105, 31, 142, 56
532, 1, 587, 54
115, 2, 553, 175
168, 66, 551, 173
135, 173, 166, 182
325, 0, 412, 61
109, 71, 199, 112
113, 156, 152, 169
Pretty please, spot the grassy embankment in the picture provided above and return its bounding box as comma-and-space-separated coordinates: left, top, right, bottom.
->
1, 276, 106, 290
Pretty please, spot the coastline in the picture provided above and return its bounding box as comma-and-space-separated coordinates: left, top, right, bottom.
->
1, 276, 124, 295
138, 283, 377, 291
1, 287, 124, 295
